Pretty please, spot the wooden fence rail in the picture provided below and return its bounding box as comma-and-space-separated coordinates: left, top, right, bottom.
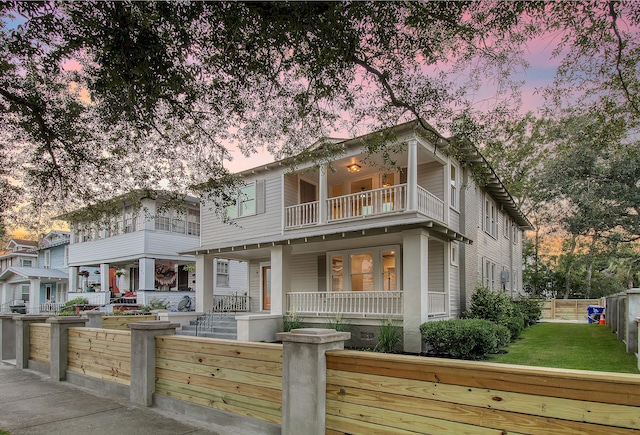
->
325, 350, 640, 435
155, 335, 283, 425
29, 323, 50, 365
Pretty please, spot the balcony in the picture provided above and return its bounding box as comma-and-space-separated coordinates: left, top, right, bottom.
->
284, 184, 444, 229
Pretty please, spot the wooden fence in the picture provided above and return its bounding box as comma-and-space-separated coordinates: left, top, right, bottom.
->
29, 323, 50, 365
101, 314, 157, 330
154, 335, 282, 425
542, 298, 604, 320
67, 327, 131, 386
325, 350, 640, 434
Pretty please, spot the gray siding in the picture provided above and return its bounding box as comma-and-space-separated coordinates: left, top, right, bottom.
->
290, 253, 319, 292
201, 175, 283, 246
428, 242, 444, 293
417, 162, 444, 200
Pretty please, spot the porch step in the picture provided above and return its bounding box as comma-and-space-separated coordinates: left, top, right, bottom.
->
176, 313, 238, 340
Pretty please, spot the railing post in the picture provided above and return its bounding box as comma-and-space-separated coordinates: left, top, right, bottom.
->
14, 314, 50, 369
276, 328, 350, 435
47, 316, 88, 381
0, 313, 16, 361
129, 321, 179, 406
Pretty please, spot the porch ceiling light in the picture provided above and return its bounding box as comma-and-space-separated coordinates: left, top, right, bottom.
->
347, 163, 361, 173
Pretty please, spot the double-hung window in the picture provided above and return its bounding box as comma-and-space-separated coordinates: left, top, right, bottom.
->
227, 181, 265, 219
216, 260, 229, 287
484, 259, 496, 289
187, 208, 200, 236
484, 196, 498, 238
450, 164, 459, 210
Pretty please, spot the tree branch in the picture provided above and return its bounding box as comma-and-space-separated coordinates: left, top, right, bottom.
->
608, 1, 640, 117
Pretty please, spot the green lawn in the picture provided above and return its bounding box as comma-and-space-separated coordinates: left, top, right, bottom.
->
488, 322, 640, 374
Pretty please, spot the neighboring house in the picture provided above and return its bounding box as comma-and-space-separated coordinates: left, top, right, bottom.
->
0, 232, 70, 313
184, 120, 532, 352
60, 189, 247, 310
0, 239, 38, 271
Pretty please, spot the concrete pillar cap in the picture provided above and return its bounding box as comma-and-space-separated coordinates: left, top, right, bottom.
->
46, 316, 89, 324
277, 328, 350, 344
128, 320, 180, 330
13, 315, 50, 321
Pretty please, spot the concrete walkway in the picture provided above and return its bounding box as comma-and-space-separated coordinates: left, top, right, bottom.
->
0, 363, 244, 435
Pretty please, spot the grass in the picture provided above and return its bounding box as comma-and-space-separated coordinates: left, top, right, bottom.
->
488, 322, 640, 374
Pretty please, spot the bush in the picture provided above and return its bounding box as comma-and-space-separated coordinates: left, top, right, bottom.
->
464, 285, 514, 323
374, 319, 402, 353
58, 297, 90, 315
325, 314, 351, 332
420, 319, 506, 359
502, 316, 525, 341
512, 296, 543, 327
140, 297, 169, 313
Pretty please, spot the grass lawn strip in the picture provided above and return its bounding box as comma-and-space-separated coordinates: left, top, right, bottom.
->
489, 323, 639, 374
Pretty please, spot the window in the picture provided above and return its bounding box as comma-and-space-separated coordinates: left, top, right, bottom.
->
155, 212, 171, 231
351, 254, 374, 291
504, 214, 510, 239
216, 260, 229, 287
20, 259, 32, 267
187, 208, 200, 236
484, 196, 498, 238
172, 214, 186, 234
450, 164, 459, 210
123, 206, 136, 233
64, 246, 69, 267
484, 259, 496, 289
228, 183, 256, 218
450, 242, 459, 266
227, 181, 265, 219
21, 284, 30, 302
512, 225, 519, 245
331, 256, 344, 292
43, 250, 50, 269
329, 246, 399, 292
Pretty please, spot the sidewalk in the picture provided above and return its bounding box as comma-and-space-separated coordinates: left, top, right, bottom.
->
0, 363, 243, 435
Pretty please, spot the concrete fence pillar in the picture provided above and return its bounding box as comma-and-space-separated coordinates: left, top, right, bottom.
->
0, 313, 16, 361
129, 321, 179, 406
276, 328, 350, 435
617, 296, 626, 342
13, 315, 50, 369
83, 311, 103, 328
47, 316, 88, 381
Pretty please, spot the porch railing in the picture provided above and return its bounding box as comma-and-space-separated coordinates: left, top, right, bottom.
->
285, 201, 319, 228
287, 291, 403, 317
327, 184, 407, 222
40, 302, 65, 313
428, 292, 446, 315
417, 186, 444, 222
213, 294, 250, 312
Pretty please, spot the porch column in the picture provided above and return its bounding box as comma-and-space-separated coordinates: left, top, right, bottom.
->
139, 258, 155, 291
407, 140, 418, 211
319, 164, 328, 224
402, 228, 429, 353
195, 254, 214, 312
1, 282, 9, 305
100, 263, 110, 296
68, 266, 79, 293
29, 278, 41, 314
270, 245, 292, 316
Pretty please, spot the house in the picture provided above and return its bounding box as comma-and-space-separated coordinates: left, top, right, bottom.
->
60, 189, 247, 311
184, 120, 532, 352
0, 232, 71, 313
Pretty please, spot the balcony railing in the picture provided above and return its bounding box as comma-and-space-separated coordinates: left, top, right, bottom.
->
285, 201, 319, 228
417, 186, 444, 222
287, 291, 403, 317
327, 184, 407, 222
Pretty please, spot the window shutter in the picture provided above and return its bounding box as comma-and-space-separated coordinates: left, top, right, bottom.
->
256, 180, 266, 214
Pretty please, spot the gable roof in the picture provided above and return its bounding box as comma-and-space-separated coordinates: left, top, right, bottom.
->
6, 239, 38, 252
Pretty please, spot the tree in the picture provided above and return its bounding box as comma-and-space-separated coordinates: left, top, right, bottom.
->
1, 1, 640, 235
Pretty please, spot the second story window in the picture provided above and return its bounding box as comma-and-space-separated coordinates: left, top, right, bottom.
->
450, 164, 459, 210
43, 250, 50, 269
21, 259, 32, 267
156, 211, 170, 231
227, 181, 265, 219
187, 208, 200, 236
484, 196, 498, 238
123, 206, 137, 233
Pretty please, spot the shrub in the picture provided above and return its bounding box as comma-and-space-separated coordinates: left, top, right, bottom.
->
325, 314, 350, 332
464, 285, 514, 323
140, 297, 169, 312
58, 297, 90, 315
420, 319, 505, 359
283, 312, 305, 332
512, 296, 543, 327
374, 319, 402, 353
501, 316, 524, 341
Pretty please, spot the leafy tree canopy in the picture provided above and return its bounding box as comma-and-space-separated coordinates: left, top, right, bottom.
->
1, 1, 639, 236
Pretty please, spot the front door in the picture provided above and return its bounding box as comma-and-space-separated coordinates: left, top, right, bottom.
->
262, 265, 271, 310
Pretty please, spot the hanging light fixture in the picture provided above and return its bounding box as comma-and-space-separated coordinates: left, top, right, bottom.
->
347, 163, 361, 173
